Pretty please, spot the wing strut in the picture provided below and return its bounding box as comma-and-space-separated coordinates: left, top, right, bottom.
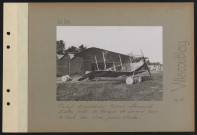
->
129, 57, 132, 72
112, 59, 116, 71
95, 55, 99, 71
140, 49, 151, 76
119, 55, 123, 71
102, 51, 107, 70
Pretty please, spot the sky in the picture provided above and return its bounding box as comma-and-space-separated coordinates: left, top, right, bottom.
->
57, 26, 163, 64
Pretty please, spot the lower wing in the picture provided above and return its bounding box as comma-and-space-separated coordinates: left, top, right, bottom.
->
78, 70, 146, 81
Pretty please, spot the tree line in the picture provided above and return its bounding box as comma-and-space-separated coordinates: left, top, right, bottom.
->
146, 60, 162, 65
57, 40, 87, 55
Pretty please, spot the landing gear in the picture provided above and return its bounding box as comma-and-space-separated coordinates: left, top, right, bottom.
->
61, 75, 70, 82
126, 76, 142, 85
126, 76, 134, 85
138, 76, 142, 83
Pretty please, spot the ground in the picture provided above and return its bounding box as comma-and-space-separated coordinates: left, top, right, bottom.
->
56, 71, 163, 101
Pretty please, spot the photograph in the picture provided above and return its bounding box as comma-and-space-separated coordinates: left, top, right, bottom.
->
56, 26, 163, 101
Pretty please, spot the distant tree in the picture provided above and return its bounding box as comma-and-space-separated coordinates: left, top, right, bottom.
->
156, 62, 161, 65
146, 60, 161, 65
57, 40, 65, 54
146, 60, 151, 65
65, 44, 87, 54
65, 46, 79, 54
78, 44, 87, 52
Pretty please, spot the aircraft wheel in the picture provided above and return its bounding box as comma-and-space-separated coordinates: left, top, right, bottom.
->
126, 76, 134, 85
61, 75, 70, 82
138, 76, 142, 83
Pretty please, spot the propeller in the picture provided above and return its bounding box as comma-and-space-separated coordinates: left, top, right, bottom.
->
140, 49, 151, 76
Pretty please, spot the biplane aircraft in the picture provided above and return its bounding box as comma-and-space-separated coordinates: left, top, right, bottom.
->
59, 47, 151, 85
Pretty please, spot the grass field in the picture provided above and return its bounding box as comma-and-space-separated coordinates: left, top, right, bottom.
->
56, 71, 163, 101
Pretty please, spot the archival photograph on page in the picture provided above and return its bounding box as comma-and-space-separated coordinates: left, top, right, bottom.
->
56, 26, 163, 101
27, 3, 194, 132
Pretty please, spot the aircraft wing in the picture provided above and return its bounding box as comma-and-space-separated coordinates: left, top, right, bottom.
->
78, 70, 146, 81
